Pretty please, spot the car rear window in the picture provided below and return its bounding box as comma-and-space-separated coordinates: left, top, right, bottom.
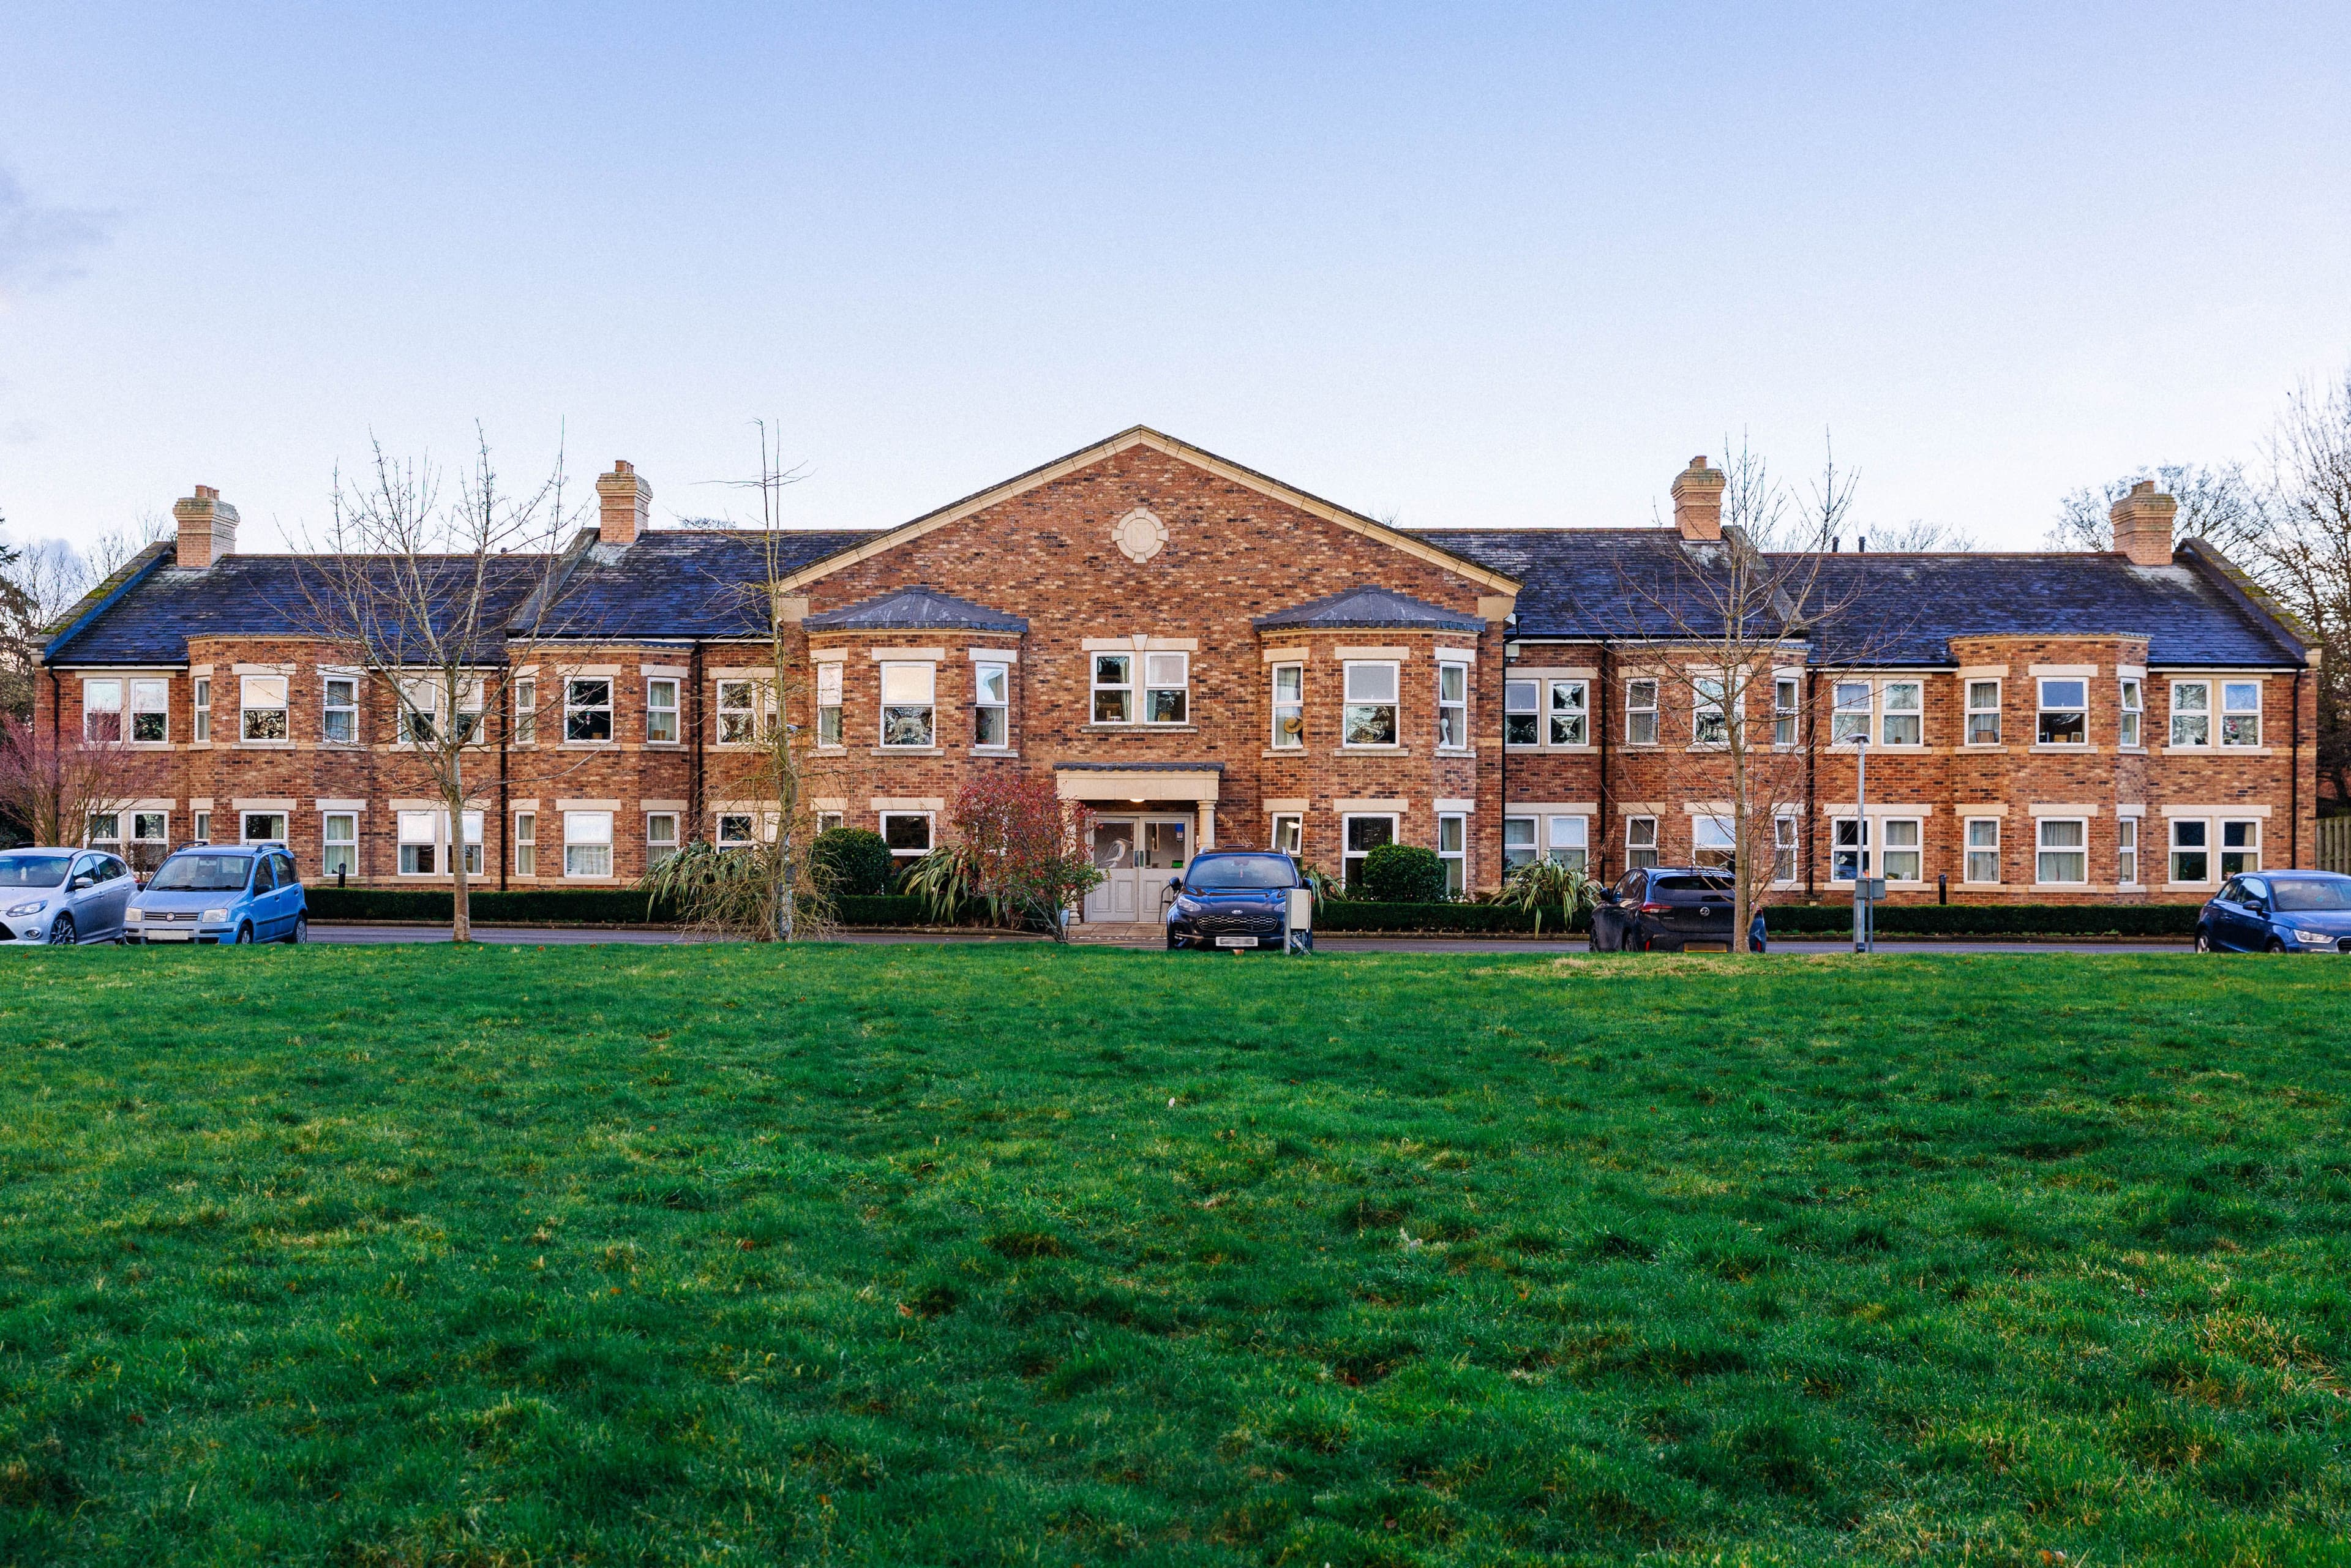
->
1185, 856, 1297, 890
1650, 874, 1734, 895
2273, 877, 2351, 911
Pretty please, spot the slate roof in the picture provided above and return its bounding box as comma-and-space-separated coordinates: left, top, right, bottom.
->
525, 527, 877, 640
1414, 530, 2309, 667
1252, 585, 1485, 632
43, 544, 553, 666
803, 586, 1027, 633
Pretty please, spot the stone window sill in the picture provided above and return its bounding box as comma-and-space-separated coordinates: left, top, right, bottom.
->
1087, 724, 1198, 733
872, 746, 945, 757
1340, 745, 1410, 755
969, 748, 1019, 758
1957, 743, 2009, 754
1262, 746, 1310, 759
238, 740, 294, 749
1506, 743, 1595, 755
2162, 745, 2271, 757
2029, 743, 2098, 754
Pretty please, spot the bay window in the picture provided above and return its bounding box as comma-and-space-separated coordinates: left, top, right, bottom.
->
1880, 681, 1922, 746
1625, 678, 1658, 745
1270, 663, 1305, 748
566, 677, 613, 743
2220, 682, 2262, 747
1964, 818, 2000, 883
2169, 681, 2208, 747
1437, 662, 1468, 749
241, 676, 289, 741
1965, 680, 2001, 745
563, 811, 613, 878
973, 661, 1011, 747
1504, 680, 1540, 746
879, 664, 935, 748
2036, 678, 2087, 745
82, 678, 122, 741
2036, 818, 2087, 885
1342, 662, 1399, 746
816, 662, 843, 746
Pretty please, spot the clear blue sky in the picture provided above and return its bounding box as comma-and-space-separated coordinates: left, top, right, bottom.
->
2, 2, 2347, 557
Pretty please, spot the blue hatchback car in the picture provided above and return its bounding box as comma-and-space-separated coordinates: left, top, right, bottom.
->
2195, 870, 2351, 953
126, 843, 310, 945
1164, 850, 1310, 952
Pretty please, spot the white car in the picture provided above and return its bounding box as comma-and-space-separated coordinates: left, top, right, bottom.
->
1, 849, 135, 944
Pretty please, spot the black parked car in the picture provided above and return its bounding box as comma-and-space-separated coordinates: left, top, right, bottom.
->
1165, 850, 1309, 952
1590, 866, 1747, 952
2195, 870, 2351, 953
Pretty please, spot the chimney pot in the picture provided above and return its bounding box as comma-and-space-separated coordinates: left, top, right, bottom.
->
1670, 454, 1727, 541
2110, 482, 2178, 566
596, 459, 652, 546
171, 484, 239, 569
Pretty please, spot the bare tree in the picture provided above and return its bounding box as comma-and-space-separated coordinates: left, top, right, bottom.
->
292, 430, 577, 941
2047, 462, 2265, 557
90, 510, 172, 580
0, 713, 164, 849
2261, 370, 2351, 806
1864, 518, 1979, 552
1, 527, 99, 719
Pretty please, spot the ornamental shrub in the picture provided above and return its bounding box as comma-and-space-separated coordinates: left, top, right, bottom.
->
812, 827, 894, 898
1359, 843, 1449, 904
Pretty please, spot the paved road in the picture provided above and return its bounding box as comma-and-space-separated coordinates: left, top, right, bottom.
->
312, 924, 2189, 956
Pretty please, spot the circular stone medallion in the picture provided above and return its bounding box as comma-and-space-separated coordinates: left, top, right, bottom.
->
1111, 508, 1168, 563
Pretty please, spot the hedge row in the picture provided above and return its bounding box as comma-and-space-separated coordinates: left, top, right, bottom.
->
304, 887, 684, 925
1314, 901, 1583, 934
1756, 901, 2199, 938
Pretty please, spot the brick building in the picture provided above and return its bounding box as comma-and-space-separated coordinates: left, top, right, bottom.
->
37, 427, 2318, 912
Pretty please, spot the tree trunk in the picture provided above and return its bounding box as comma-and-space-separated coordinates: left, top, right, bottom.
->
447, 757, 471, 943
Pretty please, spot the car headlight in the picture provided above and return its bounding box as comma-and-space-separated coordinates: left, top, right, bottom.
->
4, 899, 46, 918
2292, 929, 2338, 946
125, 907, 143, 921
203, 908, 231, 923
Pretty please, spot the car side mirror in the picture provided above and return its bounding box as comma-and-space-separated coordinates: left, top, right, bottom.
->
70, 874, 94, 891
1168, 876, 1183, 893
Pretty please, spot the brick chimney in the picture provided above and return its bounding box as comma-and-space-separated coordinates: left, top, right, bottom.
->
1670, 456, 1725, 541
171, 485, 239, 569
596, 459, 651, 546
2110, 479, 2177, 566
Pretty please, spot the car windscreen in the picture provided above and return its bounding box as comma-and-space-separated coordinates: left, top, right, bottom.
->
0, 853, 73, 888
2272, 877, 2351, 912
1185, 857, 1297, 890
148, 855, 255, 893
1650, 874, 1734, 896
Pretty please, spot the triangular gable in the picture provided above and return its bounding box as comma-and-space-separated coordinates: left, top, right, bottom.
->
773, 426, 1523, 596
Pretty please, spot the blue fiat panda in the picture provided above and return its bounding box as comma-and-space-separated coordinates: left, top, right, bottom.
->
126, 844, 310, 945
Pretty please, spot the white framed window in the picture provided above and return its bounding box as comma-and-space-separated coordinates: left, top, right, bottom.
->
564, 811, 613, 878
323, 813, 357, 877
1773, 678, 1799, 747
2221, 819, 2261, 876
2220, 681, 2261, 747
1547, 680, 1588, 746
1831, 817, 1869, 881
1342, 662, 1400, 746
81, 678, 122, 742
1438, 812, 1466, 895
1831, 680, 1870, 744
1881, 817, 1922, 881
815, 662, 843, 746
1502, 814, 1537, 871
1546, 813, 1589, 872
2036, 678, 2087, 745
397, 810, 438, 876
2117, 817, 2139, 886
1964, 818, 2000, 883
879, 664, 934, 748
566, 677, 613, 743
242, 811, 287, 844
1965, 680, 2001, 745
460, 810, 483, 876
1504, 680, 1540, 746
129, 811, 169, 873
1341, 813, 1397, 891
646, 678, 680, 744
1625, 678, 1658, 746
2169, 680, 2209, 747
716, 813, 759, 849
1142, 651, 1188, 724
1090, 653, 1133, 723
192, 809, 212, 844
973, 661, 1011, 748
129, 678, 168, 743
814, 811, 844, 835
192, 675, 212, 742
323, 676, 358, 744
514, 811, 537, 877
1692, 676, 1728, 746
1269, 812, 1302, 857
1437, 661, 1469, 749
880, 811, 932, 863
1772, 814, 1799, 883
512, 676, 537, 746
451, 678, 484, 745
2036, 818, 2087, 884
647, 812, 680, 868
1692, 814, 1734, 871
240, 675, 289, 742
2118, 678, 2142, 748
2170, 818, 2210, 883
87, 812, 121, 851
397, 677, 440, 745
1626, 815, 1659, 871
1271, 663, 1305, 748
1881, 681, 1922, 746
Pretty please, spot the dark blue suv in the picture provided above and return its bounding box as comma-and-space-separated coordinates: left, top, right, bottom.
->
2195, 870, 2351, 953
1165, 851, 1309, 952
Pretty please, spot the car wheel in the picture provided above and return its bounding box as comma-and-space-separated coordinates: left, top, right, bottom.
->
2266, 937, 2288, 955
287, 914, 309, 945
2195, 927, 2213, 953
46, 913, 75, 945
234, 922, 255, 945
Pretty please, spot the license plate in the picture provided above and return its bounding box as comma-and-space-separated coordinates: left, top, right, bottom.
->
1215, 936, 1259, 948
1683, 942, 1728, 953
142, 931, 192, 942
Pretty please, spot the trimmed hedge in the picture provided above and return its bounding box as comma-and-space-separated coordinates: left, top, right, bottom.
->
1757, 902, 2199, 939
1315, 900, 1583, 935
304, 887, 685, 925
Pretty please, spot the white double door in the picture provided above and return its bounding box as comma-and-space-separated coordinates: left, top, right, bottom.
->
1084, 816, 1188, 923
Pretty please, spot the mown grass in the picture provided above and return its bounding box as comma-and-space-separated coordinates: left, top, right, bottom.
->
1, 945, 2347, 1567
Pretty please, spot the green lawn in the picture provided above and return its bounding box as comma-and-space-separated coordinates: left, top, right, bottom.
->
2, 946, 2347, 1567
